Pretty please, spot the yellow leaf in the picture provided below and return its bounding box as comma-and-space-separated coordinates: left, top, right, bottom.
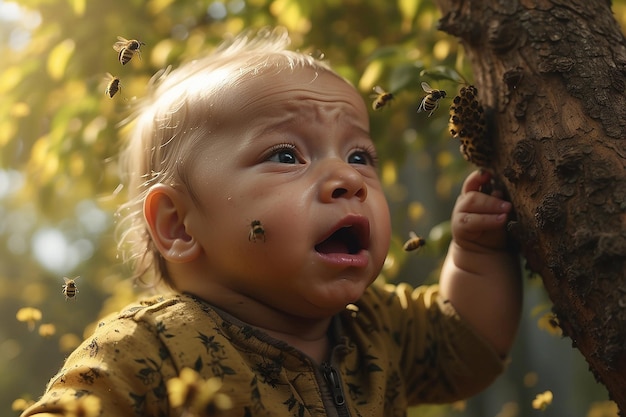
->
150, 39, 175, 68
167, 368, 232, 413
381, 161, 397, 186
29, 135, 59, 183
30, 136, 49, 167
59, 333, 82, 352
83, 116, 107, 144
147, 0, 175, 15
0, 120, 17, 147
68, 0, 85, 16
436, 150, 454, 168
433, 40, 452, 60
12, 398, 34, 412
523, 371, 539, 387
10, 102, 31, 118
61, 395, 101, 417
407, 201, 425, 222
451, 400, 466, 411
225, 17, 245, 34
270, 0, 310, 33
38, 323, 56, 337
47, 39, 75, 81
532, 390, 553, 410
398, 0, 420, 32
586, 401, 619, 417
16, 307, 42, 331
358, 60, 384, 92
0, 66, 23, 94
16, 307, 42, 322
69, 152, 85, 177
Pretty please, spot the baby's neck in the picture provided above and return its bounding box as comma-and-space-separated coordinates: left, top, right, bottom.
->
184, 286, 334, 362
263, 329, 330, 363
245, 312, 333, 363
262, 327, 331, 363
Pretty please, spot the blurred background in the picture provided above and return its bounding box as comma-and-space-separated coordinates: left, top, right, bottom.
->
1, 0, 625, 416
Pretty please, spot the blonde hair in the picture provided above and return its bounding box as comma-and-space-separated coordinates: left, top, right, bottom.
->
116, 27, 334, 288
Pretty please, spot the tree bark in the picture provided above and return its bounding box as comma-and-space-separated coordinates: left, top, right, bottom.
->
434, 0, 626, 410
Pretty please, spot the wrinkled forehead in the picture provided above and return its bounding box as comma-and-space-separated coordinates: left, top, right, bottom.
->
216, 66, 369, 127
239, 68, 367, 117
143, 60, 370, 149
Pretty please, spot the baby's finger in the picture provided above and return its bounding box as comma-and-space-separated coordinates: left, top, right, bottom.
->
456, 190, 512, 216
462, 170, 493, 194
453, 211, 509, 249
457, 211, 509, 230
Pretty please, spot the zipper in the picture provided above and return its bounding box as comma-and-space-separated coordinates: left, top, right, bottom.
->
321, 362, 351, 417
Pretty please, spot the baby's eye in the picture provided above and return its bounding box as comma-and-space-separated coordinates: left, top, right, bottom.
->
267, 144, 299, 164
348, 147, 378, 166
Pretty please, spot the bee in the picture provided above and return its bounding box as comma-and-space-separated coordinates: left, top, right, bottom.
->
548, 314, 560, 330
370, 86, 394, 110
248, 220, 265, 242
105, 73, 121, 98
403, 231, 426, 252
62, 276, 79, 300
112, 36, 145, 65
417, 82, 447, 117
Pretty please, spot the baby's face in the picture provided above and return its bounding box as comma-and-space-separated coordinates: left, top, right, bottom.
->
181, 67, 391, 318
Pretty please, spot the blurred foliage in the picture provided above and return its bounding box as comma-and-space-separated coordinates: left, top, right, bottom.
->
2, 0, 626, 416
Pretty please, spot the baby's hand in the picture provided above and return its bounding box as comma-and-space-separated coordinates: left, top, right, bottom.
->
451, 170, 512, 251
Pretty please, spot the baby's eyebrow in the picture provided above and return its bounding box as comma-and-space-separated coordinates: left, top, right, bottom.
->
249, 116, 298, 137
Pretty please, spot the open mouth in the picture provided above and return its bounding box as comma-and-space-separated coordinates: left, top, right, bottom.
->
315, 217, 370, 255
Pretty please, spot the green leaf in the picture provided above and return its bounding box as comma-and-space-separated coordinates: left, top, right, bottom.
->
420, 65, 466, 83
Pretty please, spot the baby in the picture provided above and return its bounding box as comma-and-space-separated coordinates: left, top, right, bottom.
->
22, 28, 521, 417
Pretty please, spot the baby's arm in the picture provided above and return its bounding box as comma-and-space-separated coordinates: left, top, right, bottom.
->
439, 170, 522, 357
20, 316, 175, 417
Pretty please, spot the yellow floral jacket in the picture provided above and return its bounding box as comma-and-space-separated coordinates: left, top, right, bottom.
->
21, 283, 504, 417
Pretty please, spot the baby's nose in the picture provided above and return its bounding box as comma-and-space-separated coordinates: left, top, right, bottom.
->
319, 160, 368, 203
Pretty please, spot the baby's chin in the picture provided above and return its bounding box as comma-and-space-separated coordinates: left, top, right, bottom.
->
305, 280, 370, 314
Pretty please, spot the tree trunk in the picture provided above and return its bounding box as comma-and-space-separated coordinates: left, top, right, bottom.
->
433, 0, 626, 410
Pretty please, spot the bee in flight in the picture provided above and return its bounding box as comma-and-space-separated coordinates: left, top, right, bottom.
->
105, 73, 120, 98
403, 231, 426, 252
62, 276, 79, 300
370, 85, 394, 111
249, 220, 266, 242
417, 82, 447, 117
113, 36, 145, 65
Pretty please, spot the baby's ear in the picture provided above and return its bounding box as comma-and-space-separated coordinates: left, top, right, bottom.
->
143, 184, 201, 263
